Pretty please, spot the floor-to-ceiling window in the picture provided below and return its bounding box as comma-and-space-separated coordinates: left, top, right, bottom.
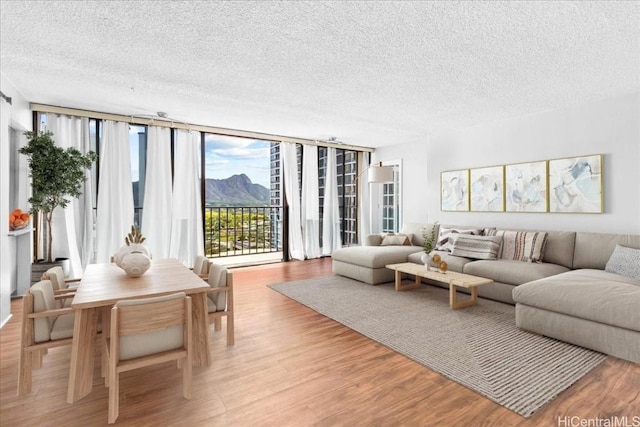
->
269, 142, 283, 252
34, 110, 367, 261
338, 149, 358, 245
129, 125, 147, 227
318, 147, 359, 246
37, 114, 149, 262
202, 133, 280, 258
379, 161, 402, 233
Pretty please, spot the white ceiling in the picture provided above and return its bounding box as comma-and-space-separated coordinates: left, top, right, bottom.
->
1, 1, 638, 148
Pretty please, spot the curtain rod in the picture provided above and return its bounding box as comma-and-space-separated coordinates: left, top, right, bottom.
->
30, 103, 375, 153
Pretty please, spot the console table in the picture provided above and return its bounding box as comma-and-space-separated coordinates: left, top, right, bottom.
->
7, 227, 32, 296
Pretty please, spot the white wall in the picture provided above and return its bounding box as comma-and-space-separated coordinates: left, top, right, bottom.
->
1, 73, 31, 327
374, 92, 640, 235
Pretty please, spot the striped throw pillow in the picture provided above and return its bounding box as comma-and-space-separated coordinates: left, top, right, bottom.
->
435, 227, 483, 252
498, 230, 548, 263
451, 235, 502, 260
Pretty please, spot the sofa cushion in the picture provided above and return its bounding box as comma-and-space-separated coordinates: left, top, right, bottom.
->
512, 269, 640, 332
435, 226, 483, 252
365, 234, 383, 246
463, 260, 570, 286
427, 251, 473, 273
573, 232, 640, 270
497, 230, 548, 263
541, 231, 576, 268
446, 227, 575, 268
407, 251, 426, 265
332, 246, 422, 269
381, 233, 413, 246
401, 222, 439, 247
605, 244, 640, 280
451, 235, 502, 260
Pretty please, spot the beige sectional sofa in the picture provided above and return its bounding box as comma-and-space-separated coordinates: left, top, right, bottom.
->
331, 223, 640, 362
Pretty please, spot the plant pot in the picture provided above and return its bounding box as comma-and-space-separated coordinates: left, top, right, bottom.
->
30, 259, 69, 285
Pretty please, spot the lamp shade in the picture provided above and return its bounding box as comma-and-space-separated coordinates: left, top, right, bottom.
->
367, 165, 394, 183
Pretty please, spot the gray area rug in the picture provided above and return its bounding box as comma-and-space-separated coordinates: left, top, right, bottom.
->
268, 275, 607, 418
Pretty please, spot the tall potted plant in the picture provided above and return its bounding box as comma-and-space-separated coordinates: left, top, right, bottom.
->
19, 130, 96, 267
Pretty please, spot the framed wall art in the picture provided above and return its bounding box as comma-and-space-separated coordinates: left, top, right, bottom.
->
548, 154, 603, 213
441, 169, 469, 211
470, 165, 504, 212
505, 161, 547, 212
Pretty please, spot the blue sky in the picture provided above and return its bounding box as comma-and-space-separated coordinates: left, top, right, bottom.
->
204, 134, 271, 188
128, 128, 271, 189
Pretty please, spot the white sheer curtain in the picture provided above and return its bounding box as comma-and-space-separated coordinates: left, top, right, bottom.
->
301, 144, 321, 258
281, 142, 304, 260
96, 121, 134, 263
169, 130, 204, 266
322, 147, 342, 255
141, 126, 173, 259
358, 151, 371, 244
45, 115, 94, 276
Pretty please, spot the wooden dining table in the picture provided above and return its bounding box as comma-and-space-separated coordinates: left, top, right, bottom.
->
66, 258, 211, 404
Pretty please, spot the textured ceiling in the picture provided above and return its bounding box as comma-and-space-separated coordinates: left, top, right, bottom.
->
1, 1, 638, 148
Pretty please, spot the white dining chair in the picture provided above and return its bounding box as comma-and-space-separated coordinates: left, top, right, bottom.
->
17, 280, 75, 396
206, 263, 234, 346
105, 292, 193, 424
192, 255, 212, 278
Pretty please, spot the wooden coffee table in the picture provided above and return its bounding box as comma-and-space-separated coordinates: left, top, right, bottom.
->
386, 262, 493, 309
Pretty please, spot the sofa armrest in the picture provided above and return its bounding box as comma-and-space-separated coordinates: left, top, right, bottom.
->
365, 234, 382, 246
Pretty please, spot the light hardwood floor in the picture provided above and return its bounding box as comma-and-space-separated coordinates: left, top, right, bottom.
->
1, 258, 638, 426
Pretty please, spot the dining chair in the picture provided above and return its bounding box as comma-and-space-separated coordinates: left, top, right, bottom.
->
17, 280, 76, 396
105, 292, 192, 424
192, 255, 211, 279
206, 263, 234, 346
41, 266, 79, 308
41, 266, 80, 292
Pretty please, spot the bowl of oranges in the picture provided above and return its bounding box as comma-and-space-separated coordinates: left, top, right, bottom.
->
9, 209, 30, 231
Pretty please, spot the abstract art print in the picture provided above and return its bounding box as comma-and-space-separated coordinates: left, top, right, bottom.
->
549, 154, 603, 213
505, 161, 547, 212
441, 169, 469, 211
470, 166, 504, 212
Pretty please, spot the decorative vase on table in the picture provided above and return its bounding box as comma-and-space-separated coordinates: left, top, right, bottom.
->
421, 253, 431, 266
119, 251, 151, 278
421, 221, 439, 269
115, 226, 152, 278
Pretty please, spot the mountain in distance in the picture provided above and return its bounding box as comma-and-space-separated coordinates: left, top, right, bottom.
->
205, 174, 270, 207
132, 174, 270, 207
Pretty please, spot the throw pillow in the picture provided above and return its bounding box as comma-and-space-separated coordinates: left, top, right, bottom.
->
451, 235, 502, 260
483, 228, 497, 236
380, 233, 413, 246
498, 230, 548, 263
605, 244, 640, 280
435, 227, 483, 252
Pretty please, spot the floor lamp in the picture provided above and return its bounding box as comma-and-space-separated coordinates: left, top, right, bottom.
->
365, 162, 394, 184
358, 162, 394, 238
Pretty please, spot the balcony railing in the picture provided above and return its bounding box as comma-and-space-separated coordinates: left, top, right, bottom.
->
121, 204, 357, 259
203, 206, 284, 258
